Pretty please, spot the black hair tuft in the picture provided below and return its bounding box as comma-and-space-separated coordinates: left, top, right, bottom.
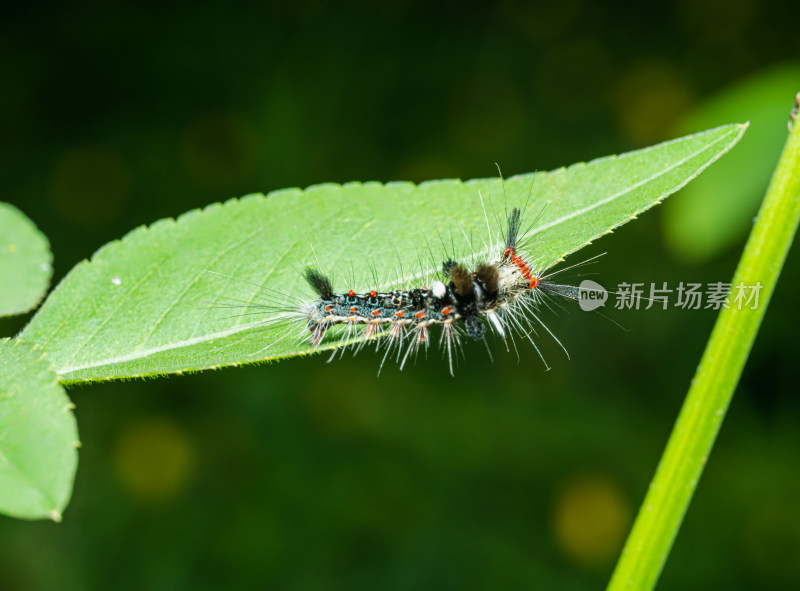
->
505, 207, 522, 251
304, 268, 334, 299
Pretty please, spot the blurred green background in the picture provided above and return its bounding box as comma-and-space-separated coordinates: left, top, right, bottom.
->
1, 1, 799, 589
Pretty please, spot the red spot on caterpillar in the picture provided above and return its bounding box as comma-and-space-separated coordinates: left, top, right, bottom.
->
441, 307, 451, 315
372, 309, 381, 316
370, 290, 377, 298
395, 310, 405, 317
325, 305, 332, 312
348, 290, 355, 297
415, 311, 425, 319
504, 247, 515, 257
529, 276, 539, 289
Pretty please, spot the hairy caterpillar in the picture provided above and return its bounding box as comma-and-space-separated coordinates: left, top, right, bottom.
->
209, 203, 593, 375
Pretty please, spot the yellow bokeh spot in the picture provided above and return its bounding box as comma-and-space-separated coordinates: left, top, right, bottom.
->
615, 61, 693, 145
552, 473, 631, 567
113, 417, 195, 504
8, 243, 17, 253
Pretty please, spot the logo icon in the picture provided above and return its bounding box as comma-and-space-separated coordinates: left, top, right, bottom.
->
578, 280, 608, 311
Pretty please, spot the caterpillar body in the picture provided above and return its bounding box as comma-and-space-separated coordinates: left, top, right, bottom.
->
212, 205, 590, 374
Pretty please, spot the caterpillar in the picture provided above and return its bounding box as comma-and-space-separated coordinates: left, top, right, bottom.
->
209, 203, 593, 375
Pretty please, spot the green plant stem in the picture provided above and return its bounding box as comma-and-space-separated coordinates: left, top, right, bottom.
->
608, 114, 800, 591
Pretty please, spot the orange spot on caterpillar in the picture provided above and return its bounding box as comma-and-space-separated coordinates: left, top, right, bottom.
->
350, 306, 357, 312
348, 290, 355, 297
369, 290, 377, 298
325, 305, 332, 312
372, 309, 381, 316
395, 310, 405, 317
529, 277, 539, 289
415, 311, 425, 319
441, 307, 451, 315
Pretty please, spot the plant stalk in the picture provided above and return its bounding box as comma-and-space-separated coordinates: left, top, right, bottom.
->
608, 110, 800, 590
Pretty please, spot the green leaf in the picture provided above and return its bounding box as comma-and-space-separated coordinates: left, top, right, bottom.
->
0, 338, 79, 521
0, 203, 53, 317
663, 65, 800, 262
20, 124, 746, 384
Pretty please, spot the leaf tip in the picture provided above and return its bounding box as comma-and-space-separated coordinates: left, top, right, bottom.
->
48, 508, 63, 523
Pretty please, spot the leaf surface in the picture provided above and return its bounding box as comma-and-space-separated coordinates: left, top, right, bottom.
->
0, 338, 78, 520
0, 203, 53, 317
20, 124, 747, 383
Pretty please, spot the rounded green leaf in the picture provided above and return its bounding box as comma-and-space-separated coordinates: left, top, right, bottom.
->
20, 124, 746, 383
0, 338, 79, 521
0, 203, 53, 317
663, 65, 800, 262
